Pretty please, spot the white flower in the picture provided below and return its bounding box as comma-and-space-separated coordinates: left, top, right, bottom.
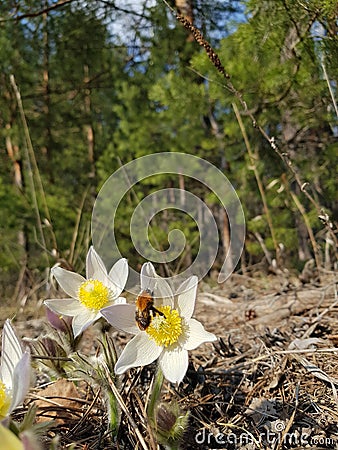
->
101, 262, 217, 384
0, 320, 31, 419
44, 246, 128, 337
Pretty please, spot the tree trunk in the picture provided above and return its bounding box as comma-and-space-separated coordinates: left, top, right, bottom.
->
83, 63, 95, 179
5, 127, 23, 190
42, 7, 54, 183
5, 118, 28, 301
279, 20, 319, 267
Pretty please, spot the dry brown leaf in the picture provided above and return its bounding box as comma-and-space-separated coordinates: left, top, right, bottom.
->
33, 378, 83, 424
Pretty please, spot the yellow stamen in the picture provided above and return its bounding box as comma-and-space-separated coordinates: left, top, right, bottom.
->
78, 279, 110, 310
0, 380, 10, 419
146, 305, 182, 347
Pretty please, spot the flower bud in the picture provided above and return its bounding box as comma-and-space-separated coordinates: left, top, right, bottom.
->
45, 308, 72, 333
155, 402, 189, 444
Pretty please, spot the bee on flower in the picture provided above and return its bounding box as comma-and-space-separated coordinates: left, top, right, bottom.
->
101, 262, 217, 384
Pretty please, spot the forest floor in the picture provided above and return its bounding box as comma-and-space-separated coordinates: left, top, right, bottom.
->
4, 268, 338, 449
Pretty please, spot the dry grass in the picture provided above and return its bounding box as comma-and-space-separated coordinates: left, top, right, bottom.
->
6, 270, 338, 449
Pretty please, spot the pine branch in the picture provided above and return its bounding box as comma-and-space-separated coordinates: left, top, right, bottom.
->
162, 0, 337, 268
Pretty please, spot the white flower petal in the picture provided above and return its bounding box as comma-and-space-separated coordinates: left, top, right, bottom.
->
101, 304, 139, 334
52, 266, 84, 299
44, 298, 83, 316
159, 347, 188, 384
140, 262, 157, 292
72, 309, 98, 337
140, 262, 174, 306
86, 246, 108, 280
177, 276, 198, 319
115, 333, 161, 374
183, 318, 217, 351
154, 277, 174, 307
8, 350, 31, 414
0, 320, 22, 388
108, 258, 128, 297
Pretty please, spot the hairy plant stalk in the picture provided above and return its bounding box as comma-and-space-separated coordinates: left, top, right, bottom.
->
103, 366, 149, 450
107, 388, 119, 436
147, 368, 164, 425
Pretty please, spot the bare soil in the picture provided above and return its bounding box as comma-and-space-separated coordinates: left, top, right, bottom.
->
5, 270, 338, 449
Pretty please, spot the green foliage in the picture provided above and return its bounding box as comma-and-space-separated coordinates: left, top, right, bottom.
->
0, 0, 336, 300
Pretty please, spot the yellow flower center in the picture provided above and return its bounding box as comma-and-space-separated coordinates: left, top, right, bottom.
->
78, 279, 110, 310
146, 305, 183, 347
0, 381, 10, 419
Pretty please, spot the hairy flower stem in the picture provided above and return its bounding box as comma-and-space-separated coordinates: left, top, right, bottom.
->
147, 368, 164, 426
107, 388, 119, 436
101, 332, 119, 435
